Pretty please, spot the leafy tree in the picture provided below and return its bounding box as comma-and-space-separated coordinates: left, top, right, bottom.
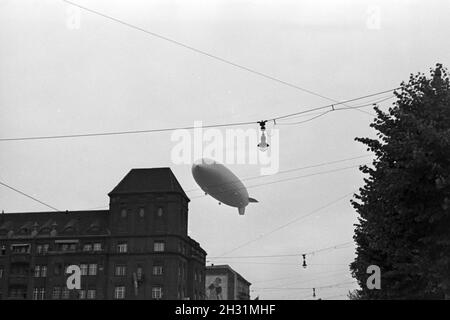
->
350, 64, 450, 299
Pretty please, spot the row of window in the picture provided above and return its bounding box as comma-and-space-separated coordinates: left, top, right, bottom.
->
0, 242, 103, 255
79, 264, 98, 276
31, 286, 163, 300
32, 287, 95, 300
1, 240, 169, 256
114, 265, 162, 277
120, 207, 164, 219
31, 264, 99, 277
115, 241, 165, 253
7, 263, 170, 278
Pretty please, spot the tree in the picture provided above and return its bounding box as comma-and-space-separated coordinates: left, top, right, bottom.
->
350, 64, 450, 299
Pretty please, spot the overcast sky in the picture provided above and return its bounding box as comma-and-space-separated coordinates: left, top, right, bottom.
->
1, 0, 449, 300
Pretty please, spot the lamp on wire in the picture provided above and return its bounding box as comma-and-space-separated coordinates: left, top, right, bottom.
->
257, 121, 269, 152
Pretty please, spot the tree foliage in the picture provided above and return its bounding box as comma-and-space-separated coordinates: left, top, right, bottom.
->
350, 64, 450, 299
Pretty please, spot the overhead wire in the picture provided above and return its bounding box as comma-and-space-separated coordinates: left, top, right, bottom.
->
191, 163, 366, 200
0, 88, 398, 142
61, 0, 393, 119
0, 180, 61, 212
208, 241, 354, 259
215, 190, 356, 257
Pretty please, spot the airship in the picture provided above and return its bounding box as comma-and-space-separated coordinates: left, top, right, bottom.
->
192, 158, 258, 215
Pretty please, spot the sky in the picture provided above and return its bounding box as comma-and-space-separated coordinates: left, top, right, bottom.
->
1, 0, 450, 300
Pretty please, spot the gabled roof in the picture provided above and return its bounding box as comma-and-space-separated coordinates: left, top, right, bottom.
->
108, 168, 189, 201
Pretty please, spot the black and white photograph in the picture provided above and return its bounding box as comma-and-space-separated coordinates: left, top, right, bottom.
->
0, 0, 449, 315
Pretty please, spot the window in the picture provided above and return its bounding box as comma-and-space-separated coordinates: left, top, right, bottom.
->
37, 244, 49, 254
88, 264, 97, 276
87, 289, 96, 299
154, 241, 165, 252
80, 264, 88, 276
93, 243, 102, 251
79, 289, 86, 299
60, 243, 77, 251
52, 287, 60, 299
152, 286, 163, 299
120, 208, 127, 218
34, 265, 40, 277
61, 287, 69, 299
152, 265, 163, 276
54, 263, 62, 275
32, 288, 45, 300
11, 244, 30, 254
83, 244, 92, 252
117, 243, 128, 253
136, 267, 143, 281
41, 266, 47, 277
115, 265, 127, 276
157, 207, 164, 217
139, 208, 145, 218
33, 288, 39, 300
0, 266, 3, 278
114, 286, 125, 299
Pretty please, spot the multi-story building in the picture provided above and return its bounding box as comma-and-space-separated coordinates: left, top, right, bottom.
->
205, 265, 251, 300
0, 168, 206, 300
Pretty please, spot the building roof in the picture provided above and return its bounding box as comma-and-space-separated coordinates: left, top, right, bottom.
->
0, 210, 109, 238
206, 264, 252, 286
108, 168, 189, 201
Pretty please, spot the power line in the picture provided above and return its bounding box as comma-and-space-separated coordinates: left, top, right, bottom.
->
0, 87, 398, 142
184, 154, 371, 194
208, 241, 353, 259
252, 268, 350, 285
254, 273, 353, 290
252, 280, 357, 291
276, 95, 395, 125
61, 0, 383, 113
304, 241, 354, 256
191, 164, 365, 200
271, 89, 397, 121
279, 271, 352, 288
0, 180, 60, 212
215, 191, 355, 257
281, 93, 394, 121
207, 261, 347, 266
86, 154, 370, 210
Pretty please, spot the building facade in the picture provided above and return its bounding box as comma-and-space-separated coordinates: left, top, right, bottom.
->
205, 265, 251, 300
0, 168, 206, 300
